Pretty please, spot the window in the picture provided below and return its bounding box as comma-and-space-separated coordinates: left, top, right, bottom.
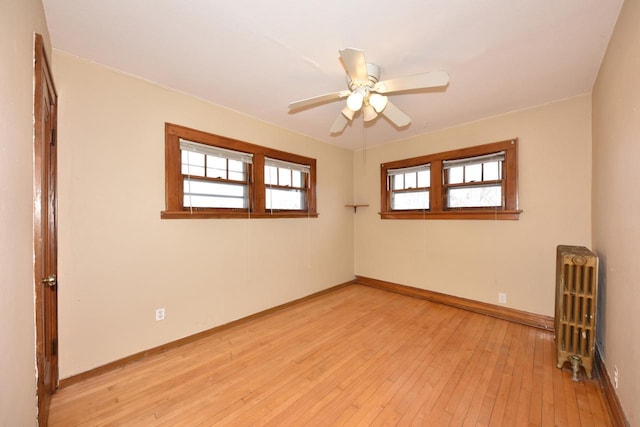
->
388, 164, 431, 210
265, 158, 310, 211
380, 139, 521, 220
180, 140, 252, 209
163, 123, 317, 219
443, 152, 504, 209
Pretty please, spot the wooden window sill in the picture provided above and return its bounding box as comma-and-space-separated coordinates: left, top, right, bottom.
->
161, 210, 319, 219
379, 210, 522, 220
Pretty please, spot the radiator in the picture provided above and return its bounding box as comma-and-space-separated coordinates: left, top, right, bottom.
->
555, 245, 598, 379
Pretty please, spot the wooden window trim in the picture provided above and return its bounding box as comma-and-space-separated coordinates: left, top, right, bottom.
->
162, 123, 318, 219
380, 139, 522, 220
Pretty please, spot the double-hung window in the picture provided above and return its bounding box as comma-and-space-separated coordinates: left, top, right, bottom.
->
380, 139, 521, 220
163, 123, 317, 219
180, 139, 252, 209
388, 164, 431, 210
265, 158, 310, 211
443, 152, 504, 209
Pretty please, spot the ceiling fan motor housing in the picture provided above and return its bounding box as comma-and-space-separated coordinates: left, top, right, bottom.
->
347, 62, 380, 90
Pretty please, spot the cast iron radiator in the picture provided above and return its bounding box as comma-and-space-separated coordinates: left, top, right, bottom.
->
555, 245, 598, 379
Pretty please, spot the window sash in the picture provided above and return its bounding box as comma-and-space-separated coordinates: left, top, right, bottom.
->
387, 164, 430, 176
180, 139, 253, 164
391, 189, 430, 211
264, 157, 310, 174
183, 178, 248, 209
266, 187, 307, 211
181, 152, 248, 182
446, 183, 502, 209
388, 164, 431, 196
442, 151, 505, 169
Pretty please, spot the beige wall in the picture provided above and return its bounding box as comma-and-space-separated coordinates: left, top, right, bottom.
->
0, 0, 50, 424
354, 95, 592, 317
592, 0, 640, 423
53, 51, 355, 378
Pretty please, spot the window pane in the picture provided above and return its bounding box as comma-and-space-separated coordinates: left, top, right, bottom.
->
404, 173, 417, 189
183, 179, 247, 208
278, 167, 291, 187
483, 161, 501, 181
183, 151, 205, 166
417, 170, 430, 188
465, 163, 482, 182
183, 165, 205, 176
393, 175, 404, 190
264, 165, 277, 185
207, 155, 226, 170
292, 170, 302, 188
184, 194, 246, 208
181, 151, 205, 176
266, 188, 306, 210
447, 185, 501, 208
228, 170, 245, 181
448, 166, 463, 184
392, 191, 429, 210
227, 160, 244, 181
206, 155, 227, 179
228, 159, 243, 173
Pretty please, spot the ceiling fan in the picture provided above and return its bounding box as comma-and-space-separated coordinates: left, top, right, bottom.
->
289, 48, 450, 134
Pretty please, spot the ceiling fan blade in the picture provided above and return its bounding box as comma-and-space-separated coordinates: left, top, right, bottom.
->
381, 101, 411, 127
339, 48, 368, 83
289, 90, 351, 111
330, 112, 349, 134
373, 70, 449, 94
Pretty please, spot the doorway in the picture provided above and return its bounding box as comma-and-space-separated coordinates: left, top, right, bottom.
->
34, 33, 59, 426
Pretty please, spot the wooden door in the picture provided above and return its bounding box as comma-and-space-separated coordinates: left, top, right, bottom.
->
34, 33, 58, 426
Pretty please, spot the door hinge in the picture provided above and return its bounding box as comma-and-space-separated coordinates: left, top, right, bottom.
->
52, 338, 58, 356
50, 128, 56, 146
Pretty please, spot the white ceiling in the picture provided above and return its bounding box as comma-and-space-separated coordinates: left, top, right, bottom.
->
42, 0, 623, 151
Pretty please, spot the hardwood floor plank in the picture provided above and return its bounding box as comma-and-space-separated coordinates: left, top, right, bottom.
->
541, 331, 557, 426
553, 354, 570, 426
49, 284, 613, 426
528, 330, 546, 425
499, 323, 527, 426
513, 327, 537, 427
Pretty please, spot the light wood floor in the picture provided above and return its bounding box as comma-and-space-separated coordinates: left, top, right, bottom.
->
49, 285, 612, 426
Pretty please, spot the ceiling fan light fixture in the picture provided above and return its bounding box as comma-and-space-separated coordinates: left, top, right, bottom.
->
346, 90, 364, 111
363, 104, 378, 122
369, 93, 388, 113
341, 106, 355, 120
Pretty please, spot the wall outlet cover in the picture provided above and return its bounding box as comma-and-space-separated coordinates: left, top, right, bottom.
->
498, 293, 507, 304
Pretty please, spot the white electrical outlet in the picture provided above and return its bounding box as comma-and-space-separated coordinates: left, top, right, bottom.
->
498, 293, 507, 304
614, 365, 619, 389
155, 308, 165, 321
